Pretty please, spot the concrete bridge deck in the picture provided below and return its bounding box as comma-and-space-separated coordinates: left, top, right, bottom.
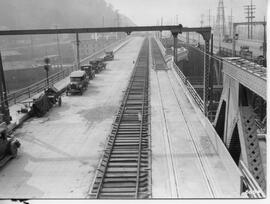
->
0, 36, 243, 199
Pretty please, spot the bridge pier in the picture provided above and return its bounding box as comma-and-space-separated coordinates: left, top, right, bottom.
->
214, 58, 266, 192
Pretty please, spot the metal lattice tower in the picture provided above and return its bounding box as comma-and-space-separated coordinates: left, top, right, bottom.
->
215, 0, 226, 37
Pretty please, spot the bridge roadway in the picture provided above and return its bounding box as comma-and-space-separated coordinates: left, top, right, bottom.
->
0, 36, 144, 198
0, 36, 242, 198
150, 38, 242, 198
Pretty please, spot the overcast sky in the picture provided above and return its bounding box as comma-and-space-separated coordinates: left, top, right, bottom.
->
105, 0, 268, 26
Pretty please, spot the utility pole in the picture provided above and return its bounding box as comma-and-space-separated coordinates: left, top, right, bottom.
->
115, 10, 120, 39
76, 33, 80, 69
244, 0, 256, 39
263, 18, 267, 65
30, 35, 34, 59
160, 17, 163, 39
55, 26, 63, 71
228, 9, 233, 37
199, 14, 204, 43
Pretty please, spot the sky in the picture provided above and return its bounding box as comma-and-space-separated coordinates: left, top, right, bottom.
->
105, 0, 268, 27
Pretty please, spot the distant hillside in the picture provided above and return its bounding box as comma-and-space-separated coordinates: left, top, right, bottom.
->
0, 0, 135, 29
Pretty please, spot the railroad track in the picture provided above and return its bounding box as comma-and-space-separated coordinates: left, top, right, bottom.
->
90, 38, 150, 199
151, 38, 167, 70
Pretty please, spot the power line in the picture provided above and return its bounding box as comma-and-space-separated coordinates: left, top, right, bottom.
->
244, 0, 256, 39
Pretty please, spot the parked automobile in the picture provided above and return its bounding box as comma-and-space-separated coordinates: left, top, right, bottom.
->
0, 122, 20, 168
89, 59, 106, 73
44, 86, 62, 106
223, 35, 233, 43
96, 58, 106, 70
104, 51, 114, 61
66, 70, 89, 96
80, 65, 96, 80
239, 46, 252, 59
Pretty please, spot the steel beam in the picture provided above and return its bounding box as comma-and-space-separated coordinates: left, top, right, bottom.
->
172, 32, 178, 63
0, 25, 211, 36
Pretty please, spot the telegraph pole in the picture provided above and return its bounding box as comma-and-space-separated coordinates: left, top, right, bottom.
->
76, 33, 80, 69
244, 0, 256, 39
228, 9, 233, 37
199, 14, 204, 43
55, 26, 63, 71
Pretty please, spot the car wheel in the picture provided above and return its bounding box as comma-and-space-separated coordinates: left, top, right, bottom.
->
9, 141, 18, 157
58, 97, 62, 106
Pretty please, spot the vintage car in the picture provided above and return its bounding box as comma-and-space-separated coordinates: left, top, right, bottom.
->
89, 59, 106, 73
0, 122, 21, 167
66, 70, 89, 95
44, 86, 62, 106
80, 65, 96, 80
103, 51, 114, 61
239, 46, 252, 59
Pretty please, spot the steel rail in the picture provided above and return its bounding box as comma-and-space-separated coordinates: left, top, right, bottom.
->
93, 54, 139, 198
90, 38, 150, 199
135, 42, 149, 198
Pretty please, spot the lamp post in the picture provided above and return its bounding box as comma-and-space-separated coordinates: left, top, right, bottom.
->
44, 57, 50, 87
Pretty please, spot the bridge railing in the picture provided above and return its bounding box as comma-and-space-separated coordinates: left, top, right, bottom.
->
239, 161, 266, 198
172, 62, 204, 112
5, 66, 74, 105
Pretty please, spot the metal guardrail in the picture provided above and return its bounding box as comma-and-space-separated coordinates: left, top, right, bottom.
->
6, 66, 74, 105
239, 160, 266, 198
172, 62, 204, 112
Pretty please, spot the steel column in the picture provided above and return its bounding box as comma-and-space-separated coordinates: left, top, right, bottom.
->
203, 39, 210, 116
232, 24, 236, 57
263, 22, 267, 65
0, 52, 4, 112
0, 52, 8, 108
209, 34, 214, 112
172, 32, 178, 63
0, 51, 11, 124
